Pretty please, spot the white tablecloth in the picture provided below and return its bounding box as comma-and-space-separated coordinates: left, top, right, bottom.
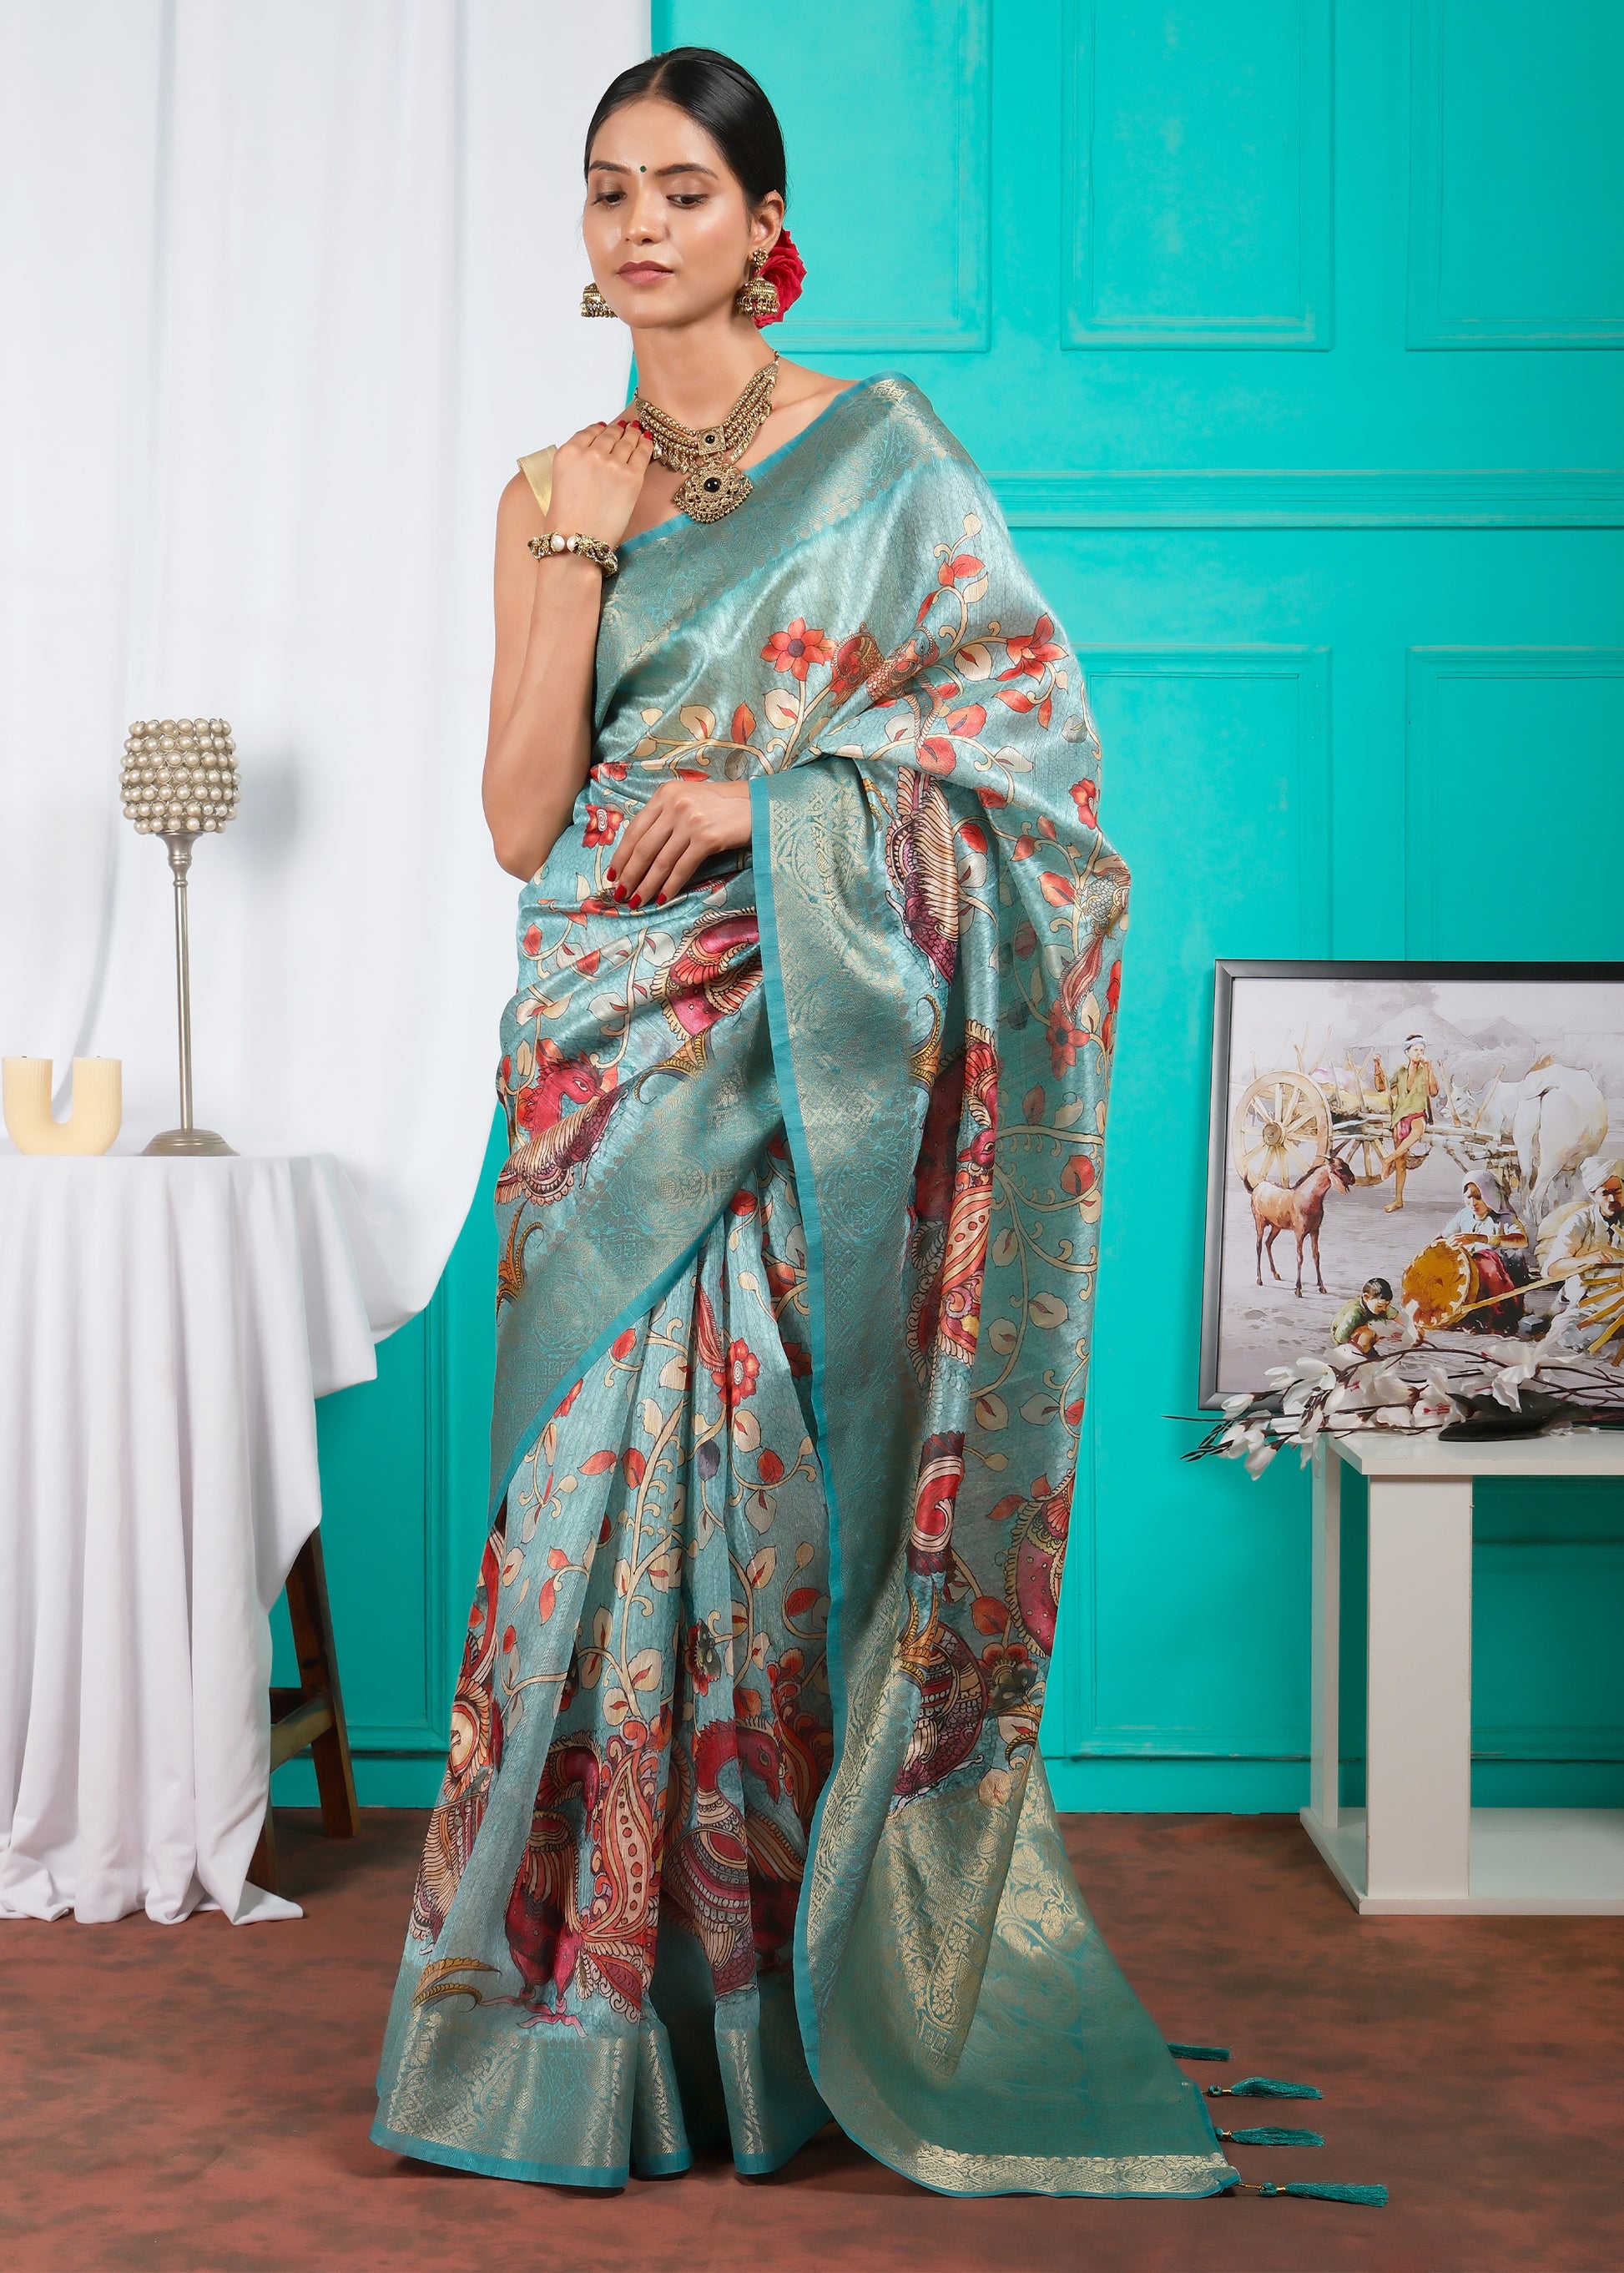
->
0, 1154, 377, 1923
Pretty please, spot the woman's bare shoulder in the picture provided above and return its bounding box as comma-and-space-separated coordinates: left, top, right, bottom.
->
740, 364, 855, 466
772, 360, 854, 413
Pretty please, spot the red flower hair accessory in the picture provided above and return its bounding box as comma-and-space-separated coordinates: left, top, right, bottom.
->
754, 229, 805, 327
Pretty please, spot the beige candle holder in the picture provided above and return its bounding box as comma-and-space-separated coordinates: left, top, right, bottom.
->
121, 716, 240, 1157
3, 1057, 122, 1155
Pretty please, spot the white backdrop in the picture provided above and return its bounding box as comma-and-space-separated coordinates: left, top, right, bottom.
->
0, 0, 645, 1330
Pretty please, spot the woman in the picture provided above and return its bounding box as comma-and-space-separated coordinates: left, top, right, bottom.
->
372, 48, 1232, 2200
1441, 1170, 1529, 1335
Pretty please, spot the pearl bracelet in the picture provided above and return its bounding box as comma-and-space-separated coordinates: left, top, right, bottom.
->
527, 529, 619, 577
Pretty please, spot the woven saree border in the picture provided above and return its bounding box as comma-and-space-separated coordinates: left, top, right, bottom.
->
748, 774, 850, 2117
486, 1223, 717, 1525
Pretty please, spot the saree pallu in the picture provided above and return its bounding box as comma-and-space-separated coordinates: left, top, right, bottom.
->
372, 374, 1233, 2198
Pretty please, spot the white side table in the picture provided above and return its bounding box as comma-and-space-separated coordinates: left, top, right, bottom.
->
1303, 1429, 1624, 1915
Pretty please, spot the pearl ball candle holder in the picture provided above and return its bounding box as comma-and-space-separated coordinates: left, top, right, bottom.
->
121, 714, 240, 836
123, 717, 239, 1157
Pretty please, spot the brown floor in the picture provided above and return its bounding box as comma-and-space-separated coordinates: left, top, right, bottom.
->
1, 1809, 1618, 2273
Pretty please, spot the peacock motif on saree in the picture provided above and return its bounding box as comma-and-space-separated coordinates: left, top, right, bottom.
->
410, 1522, 507, 1945
885, 766, 960, 983
643, 906, 763, 1086
892, 1590, 992, 1802
502, 1717, 669, 2025
496, 1037, 621, 1213
1005, 1468, 1073, 1660
660, 1719, 805, 1992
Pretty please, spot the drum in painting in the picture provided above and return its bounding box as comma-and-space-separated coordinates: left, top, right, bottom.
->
1402, 1237, 1524, 1335
1403, 1237, 1475, 1328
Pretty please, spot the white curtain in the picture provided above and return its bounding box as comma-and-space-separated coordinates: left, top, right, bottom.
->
0, 0, 647, 1331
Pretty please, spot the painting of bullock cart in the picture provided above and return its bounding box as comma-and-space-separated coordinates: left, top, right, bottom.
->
1200, 962, 1624, 1404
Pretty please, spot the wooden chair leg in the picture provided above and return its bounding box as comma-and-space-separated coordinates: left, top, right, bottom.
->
255, 1529, 360, 1892
283, 1530, 361, 1840
250, 1802, 278, 1896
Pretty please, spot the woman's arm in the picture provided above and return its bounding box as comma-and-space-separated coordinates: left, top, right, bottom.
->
482, 420, 654, 880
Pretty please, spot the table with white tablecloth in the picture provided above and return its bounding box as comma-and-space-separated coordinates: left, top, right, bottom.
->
0, 1154, 379, 1924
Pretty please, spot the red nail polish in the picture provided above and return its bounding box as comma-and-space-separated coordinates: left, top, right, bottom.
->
656, 891, 667, 905
628, 894, 642, 909
613, 885, 627, 901
605, 867, 617, 882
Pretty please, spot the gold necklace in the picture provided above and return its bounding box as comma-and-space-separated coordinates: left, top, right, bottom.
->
632, 353, 779, 524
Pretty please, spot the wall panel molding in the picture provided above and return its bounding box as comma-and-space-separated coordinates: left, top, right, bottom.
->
1474, 1729, 1624, 1763
989, 467, 1624, 528
1052, 646, 1331, 1762
1062, 0, 1334, 350
1405, 647, 1624, 955
1407, 0, 1624, 349
1072, 643, 1333, 949
773, 0, 989, 351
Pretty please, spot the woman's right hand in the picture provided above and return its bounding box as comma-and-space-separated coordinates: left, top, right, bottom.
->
545, 419, 655, 549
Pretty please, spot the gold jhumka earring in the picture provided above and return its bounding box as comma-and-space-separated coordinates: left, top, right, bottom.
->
734, 248, 779, 323
580, 281, 614, 318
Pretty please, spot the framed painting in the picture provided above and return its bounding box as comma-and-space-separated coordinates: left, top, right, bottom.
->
1199, 961, 1624, 1405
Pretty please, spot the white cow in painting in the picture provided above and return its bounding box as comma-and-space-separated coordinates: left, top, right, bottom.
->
1489, 1062, 1609, 1220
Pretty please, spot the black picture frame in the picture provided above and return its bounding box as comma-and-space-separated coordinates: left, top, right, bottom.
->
1199, 960, 1624, 1408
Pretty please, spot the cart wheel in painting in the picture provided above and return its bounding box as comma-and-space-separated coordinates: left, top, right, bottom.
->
1346, 1123, 1389, 1187
1232, 1071, 1332, 1190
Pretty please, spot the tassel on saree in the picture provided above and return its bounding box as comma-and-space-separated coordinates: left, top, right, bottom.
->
1235, 2181, 1389, 2205
1198, 2053, 1382, 2201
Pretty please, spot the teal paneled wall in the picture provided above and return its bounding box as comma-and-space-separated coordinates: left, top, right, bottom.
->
1063, 0, 1334, 349
281, 1, 1624, 1809
1408, 0, 1624, 347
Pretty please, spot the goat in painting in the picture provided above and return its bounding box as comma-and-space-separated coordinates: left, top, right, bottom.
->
1247, 1152, 1356, 1297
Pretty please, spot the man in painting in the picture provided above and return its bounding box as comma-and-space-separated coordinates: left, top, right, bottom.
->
1544, 1156, 1624, 1358
1333, 1277, 1395, 1353
1379, 1035, 1440, 1213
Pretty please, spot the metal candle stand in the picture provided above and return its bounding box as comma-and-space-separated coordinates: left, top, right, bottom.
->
120, 716, 240, 1157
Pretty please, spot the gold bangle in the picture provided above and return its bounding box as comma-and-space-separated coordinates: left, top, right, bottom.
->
527, 529, 618, 576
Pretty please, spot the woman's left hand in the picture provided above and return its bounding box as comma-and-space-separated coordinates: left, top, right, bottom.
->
608, 779, 752, 907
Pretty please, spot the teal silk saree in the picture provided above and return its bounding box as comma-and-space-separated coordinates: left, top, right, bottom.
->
372, 375, 1235, 2198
